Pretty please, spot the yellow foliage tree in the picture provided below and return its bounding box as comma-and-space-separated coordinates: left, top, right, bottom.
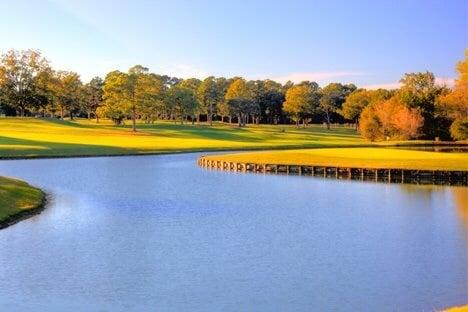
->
283, 85, 314, 127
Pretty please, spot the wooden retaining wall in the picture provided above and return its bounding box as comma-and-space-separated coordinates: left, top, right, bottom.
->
197, 156, 468, 186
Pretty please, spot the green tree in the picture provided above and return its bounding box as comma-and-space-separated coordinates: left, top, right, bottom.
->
197, 77, 220, 125
49, 71, 82, 120
136, 74, 165, 124
449, 118, 467, 140
0, 49, 50, 116
102, 65, 163, 131
283, 84, 317, 127
83, 77, 104, 122
319, 83, 356, 129
399, 71, 446, 138
224, 78, 254, 126
248, 79, 285, 124
167, 85, 198, 124
341, 88, 392, 128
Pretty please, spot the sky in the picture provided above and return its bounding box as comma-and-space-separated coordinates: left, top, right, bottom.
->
0, 0, 466, 88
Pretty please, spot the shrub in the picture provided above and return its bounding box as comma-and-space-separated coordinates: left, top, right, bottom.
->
450, 118, 468, 141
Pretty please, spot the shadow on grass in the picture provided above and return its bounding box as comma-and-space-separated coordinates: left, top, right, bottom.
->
125, 123, 266, 143
39, 118, 102, 129
120, 123, 361, 142
0, 136, 138, 158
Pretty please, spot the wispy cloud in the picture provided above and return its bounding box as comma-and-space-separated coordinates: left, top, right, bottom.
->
157, 64, 211, 79
264, 71, 366, 84
362, 77, 455, 90
361, 82, 401, 90
435, 77, 455, 87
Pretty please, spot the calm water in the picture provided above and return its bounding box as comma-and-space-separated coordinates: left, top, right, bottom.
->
0, 153, 467, 311
391, 146, 468, 153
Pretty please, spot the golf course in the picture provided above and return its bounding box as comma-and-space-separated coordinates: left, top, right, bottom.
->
0, 117, 367, 158
1, 117, 466, 226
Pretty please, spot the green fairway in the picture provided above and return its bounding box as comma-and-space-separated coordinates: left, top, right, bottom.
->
0, 176, 45, 226
0, 117, 368, 158
202, 147, 468, 171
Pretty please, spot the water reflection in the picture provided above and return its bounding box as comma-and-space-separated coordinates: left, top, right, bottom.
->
452, 188, 468, 229
390, 146, 468, 153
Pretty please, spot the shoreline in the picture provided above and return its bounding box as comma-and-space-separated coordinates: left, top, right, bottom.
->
0, 191, 47, 231
198, 147, 468, 186
0, 142, 466, 230
0, 141, 465, 161
198, 157, 468, 186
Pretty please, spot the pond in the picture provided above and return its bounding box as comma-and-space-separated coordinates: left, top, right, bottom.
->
0, 153, 467, 311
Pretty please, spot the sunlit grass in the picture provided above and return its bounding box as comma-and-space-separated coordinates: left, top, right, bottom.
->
203, 147, 468, 171
0, 176, 45, 224
443, 305, 468, 312
0, 117, 367, 158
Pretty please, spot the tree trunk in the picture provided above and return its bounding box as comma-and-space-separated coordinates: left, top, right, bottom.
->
131, 106, 136, 132
229, 116, 232, 124
325, 111, 331, 130
60, 107, 64, 120
208, 104, 213, 126
296, 119, 299, 127
96, 115, 100, 123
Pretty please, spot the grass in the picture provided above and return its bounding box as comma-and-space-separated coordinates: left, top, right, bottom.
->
202, 147, 468, 171
443, 305, 468, 312
0, 117, 368, 158
0, 176, 45, 226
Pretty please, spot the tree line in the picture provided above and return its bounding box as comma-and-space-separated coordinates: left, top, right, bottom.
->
0, 49, 466, 140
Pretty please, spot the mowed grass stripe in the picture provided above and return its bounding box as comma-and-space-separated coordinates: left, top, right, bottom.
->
0, 118, 366, 158
202, 148, 468, 171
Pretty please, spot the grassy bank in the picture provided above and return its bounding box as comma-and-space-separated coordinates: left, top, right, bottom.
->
0, 118, 369, 158
202, 147, 468, 171
443, 305, 468, 312
0, 176, 45, 229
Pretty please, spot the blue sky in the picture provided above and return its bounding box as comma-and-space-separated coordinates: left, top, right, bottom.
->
0, 0, 466, 88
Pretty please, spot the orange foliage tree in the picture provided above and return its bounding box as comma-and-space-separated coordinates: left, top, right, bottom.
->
359, 97, 423, 141
438, 50, 468, 140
